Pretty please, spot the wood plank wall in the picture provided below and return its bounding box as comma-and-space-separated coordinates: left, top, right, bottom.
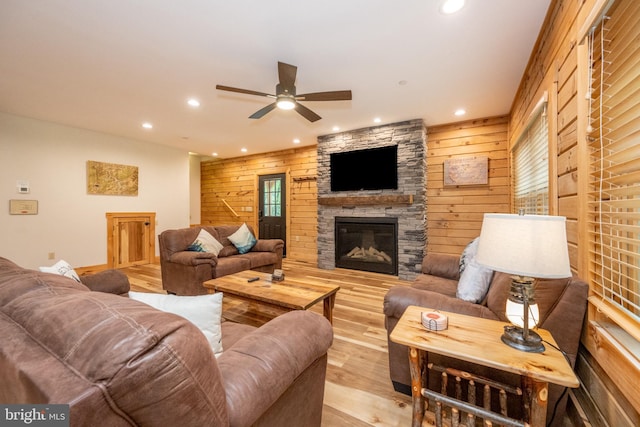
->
200, 146, 318, 264
509, 0, 639, 424
426, 116, 510, 256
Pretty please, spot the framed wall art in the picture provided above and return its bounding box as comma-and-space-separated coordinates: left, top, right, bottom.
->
87, 160, 139, 196
443, 156, 488, 186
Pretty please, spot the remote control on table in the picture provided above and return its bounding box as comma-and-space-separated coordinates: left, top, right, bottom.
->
247, 277, 260, 283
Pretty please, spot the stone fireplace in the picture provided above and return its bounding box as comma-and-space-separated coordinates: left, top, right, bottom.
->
317, 119, 427, 280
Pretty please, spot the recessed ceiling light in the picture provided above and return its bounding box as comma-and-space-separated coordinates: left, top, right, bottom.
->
187, 98, 200, 108
440, 0, 465, 14
332, 126, 340, 132
293, 138, 300, 144
211, 152, 218, 157
373, 117, 382, 123
142, 122, 153, 129
454, 109, 466, 116
241, 148, 247, 153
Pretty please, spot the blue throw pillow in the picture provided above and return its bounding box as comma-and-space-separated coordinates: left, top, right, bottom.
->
227, 223, 257, 254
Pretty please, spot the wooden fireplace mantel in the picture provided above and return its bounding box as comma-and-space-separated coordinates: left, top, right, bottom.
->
318, 194, 413, 206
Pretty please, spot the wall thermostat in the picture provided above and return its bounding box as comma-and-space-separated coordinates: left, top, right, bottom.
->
17, 180, 30, 194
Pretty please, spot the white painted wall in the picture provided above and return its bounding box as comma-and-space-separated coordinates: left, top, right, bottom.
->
0, 112, 191, 269
189, 154, 201, 226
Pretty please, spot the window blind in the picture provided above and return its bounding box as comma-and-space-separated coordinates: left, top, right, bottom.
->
587, 0, 640, 320
512, 103, 549, 215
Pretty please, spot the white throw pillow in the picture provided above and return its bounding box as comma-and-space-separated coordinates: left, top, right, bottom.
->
456, 238, 494, 303
129, 291, 223, 355
227, 223, 257, 254
187, 229, 224, 256
39, 259, 81, 282
459, 237, 479, 274
457, 262, 494, 303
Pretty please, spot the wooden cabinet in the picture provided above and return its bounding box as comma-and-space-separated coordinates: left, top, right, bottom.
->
106, 212, 156, 268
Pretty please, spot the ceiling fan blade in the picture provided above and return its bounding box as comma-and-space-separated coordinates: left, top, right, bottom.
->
249, 103, 277, 119
296, 90, 352, 101
294, 102, 321, 122
216, 85, 274, 98
278, 62, 297, 92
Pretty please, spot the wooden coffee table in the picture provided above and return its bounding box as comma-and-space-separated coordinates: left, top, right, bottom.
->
203, 270, 340, 324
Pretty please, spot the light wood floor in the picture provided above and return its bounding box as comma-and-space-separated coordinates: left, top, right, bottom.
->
121, 259, 414, 427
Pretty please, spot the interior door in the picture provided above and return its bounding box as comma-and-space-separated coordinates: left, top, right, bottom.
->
106, 212, 156, 268
258, 173, 286, 256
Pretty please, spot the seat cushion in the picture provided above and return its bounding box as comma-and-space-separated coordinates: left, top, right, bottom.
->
214, 256, 251, 277
238, 252, 279, 270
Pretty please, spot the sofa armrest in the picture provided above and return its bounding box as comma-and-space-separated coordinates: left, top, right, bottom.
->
168, 251, 218, 266
80, 269, 131, 295
252, 239, 284, 253
383, 285, 497, 321
217, 311, 333, 427
421, 253, 461, 280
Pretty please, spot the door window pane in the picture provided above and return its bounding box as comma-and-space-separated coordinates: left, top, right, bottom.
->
263, 178, 282, 217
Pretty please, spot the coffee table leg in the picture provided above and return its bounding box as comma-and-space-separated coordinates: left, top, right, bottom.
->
323, 293, 336, 324
409, 346, 424, 427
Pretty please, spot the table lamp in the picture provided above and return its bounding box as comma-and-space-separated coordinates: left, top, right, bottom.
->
475, 213, 571, 353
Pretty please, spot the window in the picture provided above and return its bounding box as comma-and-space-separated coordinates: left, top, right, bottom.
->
263, 178, 282, 217
512, 97, 549, 214
587, 0, 640, 326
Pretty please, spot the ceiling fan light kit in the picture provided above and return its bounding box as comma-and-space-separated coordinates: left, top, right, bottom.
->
216, 61, 352, 122
276, 96, 296, 110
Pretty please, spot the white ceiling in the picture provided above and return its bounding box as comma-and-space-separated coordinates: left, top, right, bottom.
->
0, 1, 550, 159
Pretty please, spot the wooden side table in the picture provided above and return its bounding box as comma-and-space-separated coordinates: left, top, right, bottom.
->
389, 306, 579, 427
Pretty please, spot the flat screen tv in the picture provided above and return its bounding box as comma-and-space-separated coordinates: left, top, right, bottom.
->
330, 145, 398, 191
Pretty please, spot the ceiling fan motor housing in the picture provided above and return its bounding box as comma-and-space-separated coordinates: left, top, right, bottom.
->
276, 83, 295, 96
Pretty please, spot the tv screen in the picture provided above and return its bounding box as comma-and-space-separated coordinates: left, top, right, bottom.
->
330, 145, 398, 191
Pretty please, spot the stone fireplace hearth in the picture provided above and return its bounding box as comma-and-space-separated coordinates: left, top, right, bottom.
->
316, 119, 427, 280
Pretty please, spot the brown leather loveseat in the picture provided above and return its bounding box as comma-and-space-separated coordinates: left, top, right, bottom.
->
0, 257, 332, 426
159, 224, 284, 295
384, 252, 588, 426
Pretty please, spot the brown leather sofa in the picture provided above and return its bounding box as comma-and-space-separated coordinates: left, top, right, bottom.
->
0, 257, 332, 427
159, 224, 284, 295
384, 253, 588, 426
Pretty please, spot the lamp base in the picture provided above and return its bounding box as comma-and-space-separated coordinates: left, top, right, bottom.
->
501, 325, 545, 353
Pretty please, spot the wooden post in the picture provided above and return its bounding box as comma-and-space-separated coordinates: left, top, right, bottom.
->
408, 347, 424, 427
523, 376, 548, 427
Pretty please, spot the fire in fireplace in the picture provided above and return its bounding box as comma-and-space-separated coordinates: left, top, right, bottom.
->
334, 217, 398, 275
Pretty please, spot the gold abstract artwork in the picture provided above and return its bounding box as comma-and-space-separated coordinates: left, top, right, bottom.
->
87, 160, 138, 196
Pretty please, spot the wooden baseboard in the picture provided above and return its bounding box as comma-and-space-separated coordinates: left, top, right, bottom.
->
76, 256, 159, 275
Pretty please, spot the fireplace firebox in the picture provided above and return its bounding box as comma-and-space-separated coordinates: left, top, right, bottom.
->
334, 217, 398, 275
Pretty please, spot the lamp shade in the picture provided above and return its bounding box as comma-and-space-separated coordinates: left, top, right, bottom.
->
475, 214, 571, 278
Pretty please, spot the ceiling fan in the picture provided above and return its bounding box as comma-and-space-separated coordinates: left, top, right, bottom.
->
216, 61, 352, 122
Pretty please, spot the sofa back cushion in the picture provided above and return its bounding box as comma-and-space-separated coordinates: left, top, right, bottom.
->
0, 257, 229, 426
215, 224, 255, 246
215, 224, 259, 257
